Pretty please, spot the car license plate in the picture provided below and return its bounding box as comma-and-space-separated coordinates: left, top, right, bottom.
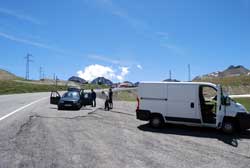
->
64, 104, 72, 107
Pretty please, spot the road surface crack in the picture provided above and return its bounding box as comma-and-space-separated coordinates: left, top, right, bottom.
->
15, 115, 34, 136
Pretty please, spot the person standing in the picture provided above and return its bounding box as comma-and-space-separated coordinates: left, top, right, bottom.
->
109, 88, 113, 109
102, 91, 110, 111
91, 89, 96, 107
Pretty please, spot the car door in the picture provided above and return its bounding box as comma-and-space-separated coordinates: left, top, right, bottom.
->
50, 91, 61, 105
216, 85, 223, 127
81, 93, 92, 105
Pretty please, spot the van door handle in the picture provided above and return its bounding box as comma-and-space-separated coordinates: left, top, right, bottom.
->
190, 102, 194, 108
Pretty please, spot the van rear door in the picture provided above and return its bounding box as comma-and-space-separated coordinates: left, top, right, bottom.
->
138, 83, 168, 115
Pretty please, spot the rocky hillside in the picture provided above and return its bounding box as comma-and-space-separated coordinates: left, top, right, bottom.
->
193, 65, 250, 95
194, 65, 250, 80
0, 69, 19, 80
91, 77, 113, 86
68, 76, 88, 84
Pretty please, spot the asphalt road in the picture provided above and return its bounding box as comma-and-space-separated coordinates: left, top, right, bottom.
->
0, 92, 250, 168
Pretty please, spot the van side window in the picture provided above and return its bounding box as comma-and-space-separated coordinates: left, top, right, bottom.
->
202, 87, 217, 101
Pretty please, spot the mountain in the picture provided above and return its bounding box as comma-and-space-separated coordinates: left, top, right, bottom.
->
91, 77, 113, 86
0, 69, 19, 80
163, 79, 180, 82
68, 76, 87, 84
220, 65, 250, 77
194, 65, 250, 80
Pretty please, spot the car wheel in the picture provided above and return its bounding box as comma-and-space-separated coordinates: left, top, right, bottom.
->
77, 104, 82, 110
150, 115, 164, 128
58, 105, 63, 110
222, 121, 235, 134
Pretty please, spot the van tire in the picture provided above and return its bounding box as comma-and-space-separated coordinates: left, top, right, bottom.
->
150, 114, 164, 128
222, 120, 235, 134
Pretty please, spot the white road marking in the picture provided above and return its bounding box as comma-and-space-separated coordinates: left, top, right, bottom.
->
0, 97, 47, 122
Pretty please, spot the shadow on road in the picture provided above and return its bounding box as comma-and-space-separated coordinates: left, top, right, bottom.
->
138, 123, 250, 147
49, 107, 93, 111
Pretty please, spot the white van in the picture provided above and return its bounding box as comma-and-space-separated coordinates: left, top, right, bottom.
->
136, 82, 250, 133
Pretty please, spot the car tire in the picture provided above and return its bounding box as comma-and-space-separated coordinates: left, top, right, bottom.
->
150, 115, 164, 128
58, 106, 63, 110
222, 121, 235, 134
77, 104, 82, 110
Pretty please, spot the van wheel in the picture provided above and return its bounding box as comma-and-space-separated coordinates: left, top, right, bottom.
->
222, 121, 235, 134
150, 115, 164, 128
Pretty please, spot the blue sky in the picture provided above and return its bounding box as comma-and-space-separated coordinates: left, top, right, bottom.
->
0, 0, 250, 82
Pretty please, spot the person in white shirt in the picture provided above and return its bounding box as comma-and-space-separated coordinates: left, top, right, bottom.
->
102, 91, 110, 111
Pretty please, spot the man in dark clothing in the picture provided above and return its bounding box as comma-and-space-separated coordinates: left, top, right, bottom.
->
91, 89, 96, 107
109, 88, 113, 109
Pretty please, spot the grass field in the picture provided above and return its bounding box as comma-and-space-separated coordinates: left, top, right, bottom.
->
193, 76, 250, 95
113, 89, 137, 102
0, 80, 68, 95
194, 76, 250, 86
233, 97, 250, 111
0, 80, 109, 95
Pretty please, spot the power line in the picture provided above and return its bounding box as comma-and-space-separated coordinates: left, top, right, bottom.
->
24, 53, 33, 80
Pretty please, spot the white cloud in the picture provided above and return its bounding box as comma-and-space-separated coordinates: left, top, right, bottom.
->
0, 8, 41, 25
161, 43, 185, 56
77, 64, 115, 81
137, 64, 143, 69
0, 31, 66, 54
85, 0, 147, 30
88, 54, 121, 64
117, 66, 129, 81
156, 32, 169, 39
77, 64, 129, 82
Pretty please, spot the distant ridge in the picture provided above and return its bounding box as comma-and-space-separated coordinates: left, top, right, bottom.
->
68, 76, 88, 84
194, 65, 250, 80
0, 69, 19, 80
91, 77, 113, 86
163, 79, 180, 82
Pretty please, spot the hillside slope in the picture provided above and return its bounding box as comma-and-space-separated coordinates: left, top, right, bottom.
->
193, 76, 250, 95
0, 69, 19, 80
194, 65, 250, 80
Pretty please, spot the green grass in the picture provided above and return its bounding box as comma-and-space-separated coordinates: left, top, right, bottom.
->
233, 98, 250, 111
194, 76, 250, 86
113, 90, 137, 102
81, 84, 109, 90
0, 80, 68, 95
0, 80, 110, 95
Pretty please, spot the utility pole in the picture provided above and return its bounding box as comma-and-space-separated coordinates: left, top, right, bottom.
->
42, 70, 45, 80
55, 75, 58, 86
25, 53, 33, 80
188, 64, 191, 81
39, 66, 43, 80
169, 70, 172, 80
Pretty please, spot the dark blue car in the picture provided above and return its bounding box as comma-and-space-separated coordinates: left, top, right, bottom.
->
50, 90, 93, 110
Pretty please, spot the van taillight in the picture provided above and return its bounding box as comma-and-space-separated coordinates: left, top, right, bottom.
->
136, 96, 140, 110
